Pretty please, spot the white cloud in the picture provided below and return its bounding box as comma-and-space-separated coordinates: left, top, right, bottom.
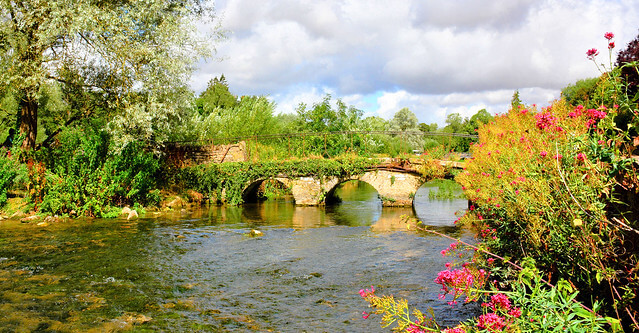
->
193, 0, 639, 126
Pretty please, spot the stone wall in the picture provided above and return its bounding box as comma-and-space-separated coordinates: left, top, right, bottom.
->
165, 141, 247, 167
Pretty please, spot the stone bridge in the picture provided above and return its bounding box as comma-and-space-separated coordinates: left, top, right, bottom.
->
241, 158, 463, 207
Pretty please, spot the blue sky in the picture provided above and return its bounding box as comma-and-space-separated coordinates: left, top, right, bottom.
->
192, 0, 639, 126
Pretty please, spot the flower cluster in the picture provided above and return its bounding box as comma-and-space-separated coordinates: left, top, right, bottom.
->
435, 265, 488, 304
475, 293, 522, 331
534, 112, 556, 130
477, 312, 506, 331
359, 285, 375, 298
605, 31, 615, 49
585, 106, 607, 128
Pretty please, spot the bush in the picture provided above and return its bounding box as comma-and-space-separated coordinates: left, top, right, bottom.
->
0, 150, 20, 208
456, 100, 637, 327
38, 127, 160, 217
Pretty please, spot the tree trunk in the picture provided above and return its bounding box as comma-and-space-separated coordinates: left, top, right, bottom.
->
19, 91, 38, 150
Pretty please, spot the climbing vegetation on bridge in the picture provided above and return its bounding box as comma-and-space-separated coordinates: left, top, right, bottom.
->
175, 157, 380, 205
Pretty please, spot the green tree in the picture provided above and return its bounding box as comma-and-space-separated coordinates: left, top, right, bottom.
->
362, 116, 389, 131
196, 75, 238, 116
295, 95, 362, 133
443, 113, 464, 132
391, 107, 419, 131
418, 122, 438, 133
197, 95, 276, 139
0, 0, 217, 149
390, 107, 422, 151
295, 95, 363, 156
560, 77, 599, 107
511, 90, 522, 110
468, 109, 493, 129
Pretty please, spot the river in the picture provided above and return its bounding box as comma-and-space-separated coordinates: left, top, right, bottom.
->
0, 180, 476, 332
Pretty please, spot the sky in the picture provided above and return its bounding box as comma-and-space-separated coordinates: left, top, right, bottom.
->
191, 0, 639, 126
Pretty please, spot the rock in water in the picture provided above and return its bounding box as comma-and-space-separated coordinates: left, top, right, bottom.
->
127, 210, 138, 220
248, 229, 263, 237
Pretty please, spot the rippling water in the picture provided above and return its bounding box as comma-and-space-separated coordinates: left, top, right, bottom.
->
0, 180, 476, 332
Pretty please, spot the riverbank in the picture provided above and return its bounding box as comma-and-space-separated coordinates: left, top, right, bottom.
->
0, 189, 206, 224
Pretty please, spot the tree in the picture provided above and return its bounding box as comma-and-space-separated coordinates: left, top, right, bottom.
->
196, 95, 276, 139
561, 78, 599, 107
196, 75, 238, 116
616, 30, 639, 100
511, 90, 522, 110
468, 109, 493, 129
0, 0, 217, 149
391, 107, 419, 131
418, 122, 438, 133
295, 95, 362, 133
443, 113, 464, 133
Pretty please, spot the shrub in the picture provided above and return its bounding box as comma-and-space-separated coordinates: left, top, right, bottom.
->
38, 127, 160, 217
0, 151, 20, 208
456, 99, 637, 327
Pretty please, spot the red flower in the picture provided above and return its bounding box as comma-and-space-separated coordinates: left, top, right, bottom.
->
604, 32, 614, 40
586, 48, 599, 59
609, 42, 615, 49
362, 311, 370, 319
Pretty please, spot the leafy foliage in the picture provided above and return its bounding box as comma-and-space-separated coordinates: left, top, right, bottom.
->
0, 0, 218, 149
616, 31, 639, 100
195, 75, 238, 116
37, 127, 159, 217
456, 97, 637, 327
0, 151, 21, 207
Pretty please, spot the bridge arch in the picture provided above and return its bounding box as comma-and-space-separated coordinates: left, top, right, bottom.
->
354, 170, 423, 206
242, 178, 293, 203
324, 179, 381, 205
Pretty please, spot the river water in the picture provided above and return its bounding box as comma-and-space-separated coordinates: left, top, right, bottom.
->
0, 180, 475, 332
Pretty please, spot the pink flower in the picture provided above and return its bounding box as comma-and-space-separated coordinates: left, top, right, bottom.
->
576, 153, 586, 162
362, 311, 370, 319
359, 286, 375, 298
441, 328, 467, 333
477, 313, 506, 331
487, 258, 495, 265
508, 307, 522, 318
534, 112, 556, 130
407, 324, 426, 333
604, 32, 614, 40
586, 48, 599, 59
540, 151, 548, 157
489, 293, 512, 311
569, 105, 584, 118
